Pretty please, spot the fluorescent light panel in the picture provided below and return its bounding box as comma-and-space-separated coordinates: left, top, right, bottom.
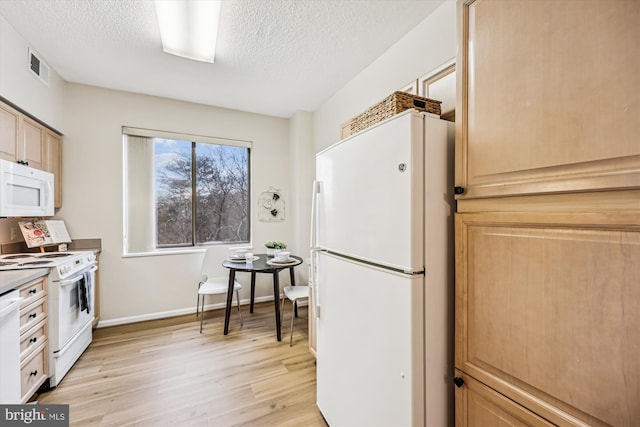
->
155, 0, 221, 63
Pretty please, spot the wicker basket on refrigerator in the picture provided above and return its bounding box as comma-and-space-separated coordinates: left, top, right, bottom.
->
347, 91, 442, 137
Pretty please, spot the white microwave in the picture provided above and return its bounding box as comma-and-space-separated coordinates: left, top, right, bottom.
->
0, 159, 54, 217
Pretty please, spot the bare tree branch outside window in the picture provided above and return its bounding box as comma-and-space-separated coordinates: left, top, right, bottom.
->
154, 138, 249, 247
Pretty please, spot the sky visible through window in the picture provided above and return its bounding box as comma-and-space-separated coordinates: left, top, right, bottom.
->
152, 137, 249, 246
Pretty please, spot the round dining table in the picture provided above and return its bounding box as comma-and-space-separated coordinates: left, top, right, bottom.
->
222, 253, 303, 341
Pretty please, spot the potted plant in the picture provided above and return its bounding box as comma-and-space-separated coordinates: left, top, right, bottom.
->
265, 241, 287, 256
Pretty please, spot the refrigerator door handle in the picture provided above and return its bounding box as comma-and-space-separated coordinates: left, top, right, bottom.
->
310, 180, 320, 249
310, 248, 321, 318
310, 180, 322, 318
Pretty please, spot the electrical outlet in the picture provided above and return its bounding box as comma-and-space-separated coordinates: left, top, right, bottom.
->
10, 227, 17, 240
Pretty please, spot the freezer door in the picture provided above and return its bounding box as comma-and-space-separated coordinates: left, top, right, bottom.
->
315, 110, 424, 273
316, 252, 425, 426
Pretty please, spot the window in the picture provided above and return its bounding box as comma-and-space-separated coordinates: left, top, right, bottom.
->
123, 127, 250, 254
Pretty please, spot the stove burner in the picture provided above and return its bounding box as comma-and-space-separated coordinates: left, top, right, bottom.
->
0, 251, 96, 279
0, 261, 18, 266
3, 254, 33, 259
39, 253, 72, 259
21, 261, 54, 266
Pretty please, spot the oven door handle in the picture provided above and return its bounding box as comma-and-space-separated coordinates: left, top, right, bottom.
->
59, 265, 98, 287
60, 275, 83, 287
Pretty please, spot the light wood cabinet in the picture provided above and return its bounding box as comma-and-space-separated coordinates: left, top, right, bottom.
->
454, 370, 554, 427
454, 0, 640, 199
44, 130, 63, 208
20, 344, 48, 402
455, 212, 639, 426
0, 99, 63, 208
19, 320, 46, 359
20, 116, 45, 170
454, 1, 640, 426
0, 101, 20, 161
0, 102, 45, 169
17, 276, 49, 403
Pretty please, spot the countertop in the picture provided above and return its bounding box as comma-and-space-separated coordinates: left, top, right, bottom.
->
0, 238, 102, 294
0, 268, 49, 295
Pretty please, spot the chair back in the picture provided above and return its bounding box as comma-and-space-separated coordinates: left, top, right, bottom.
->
201, 247, 227, 280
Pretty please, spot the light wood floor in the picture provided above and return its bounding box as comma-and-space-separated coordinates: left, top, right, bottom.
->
35, 302, 327, 427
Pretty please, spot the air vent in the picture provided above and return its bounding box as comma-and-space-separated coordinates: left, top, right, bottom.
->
28, 47, 50, 87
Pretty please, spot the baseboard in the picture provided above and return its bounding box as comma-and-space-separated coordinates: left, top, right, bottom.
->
97, 295, 280, 328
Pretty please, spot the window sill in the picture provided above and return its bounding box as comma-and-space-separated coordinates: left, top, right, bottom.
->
122, 248, 205, 258
122, 243, 252, 259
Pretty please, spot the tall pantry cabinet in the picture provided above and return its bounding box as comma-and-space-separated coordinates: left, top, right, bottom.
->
453, 1, 639, 426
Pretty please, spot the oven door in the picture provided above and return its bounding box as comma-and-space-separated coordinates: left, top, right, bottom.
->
56, 264, 97, 350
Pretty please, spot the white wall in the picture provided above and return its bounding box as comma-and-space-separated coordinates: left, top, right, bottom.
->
288, 110, 314, 282
59, 83, 292, 324
0, 8, 299, 325
1, 0, 456, 326
313, 0, 457, 152
297, 0, 457, 287
0, 15, 66, 248
0, 15, 65, 130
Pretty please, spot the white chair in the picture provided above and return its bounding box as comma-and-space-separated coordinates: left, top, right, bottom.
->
197, 248, 243, 333
280, 284, 309, 346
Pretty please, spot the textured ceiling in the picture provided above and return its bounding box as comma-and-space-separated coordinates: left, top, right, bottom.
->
0, 0, 445, 118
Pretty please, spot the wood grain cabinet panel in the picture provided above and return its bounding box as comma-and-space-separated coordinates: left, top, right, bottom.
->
0, 101, 20, 161
455, 0, 640, 198
455, 212, 640, 426
20, 321, 47, 359
454, 0, 640, 425
44, 130, 62, 208
17, 275, 49, 403
454, 370, 555, 427
0, 100, 63, 208
20, 341, 48, 403
20, 116, 45, 170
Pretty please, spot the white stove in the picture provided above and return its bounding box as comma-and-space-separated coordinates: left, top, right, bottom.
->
0, 250, 98, 388
0, 251, 95, 280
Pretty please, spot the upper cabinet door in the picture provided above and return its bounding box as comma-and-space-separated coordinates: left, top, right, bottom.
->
44, 130, 62, 208
455, 0, 640, 199
0, 102, 20, 161
20, 116, 45, 170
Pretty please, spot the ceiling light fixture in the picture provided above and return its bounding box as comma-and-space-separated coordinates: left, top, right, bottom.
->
154, 0, 221, 63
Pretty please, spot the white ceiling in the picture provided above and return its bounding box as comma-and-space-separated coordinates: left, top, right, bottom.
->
0, 0, 445, 118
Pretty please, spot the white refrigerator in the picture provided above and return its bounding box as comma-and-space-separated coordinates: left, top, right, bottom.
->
311, 109, 453, 426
